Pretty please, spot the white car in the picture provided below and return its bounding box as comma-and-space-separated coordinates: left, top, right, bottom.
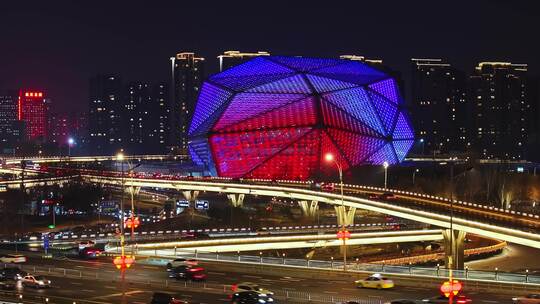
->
166, 258, 198, 270
233, 282, 274, 295
78, 240, 96, 250
22, 275, 51, 288
355, 273, 395, 289
0, 254, 27, 264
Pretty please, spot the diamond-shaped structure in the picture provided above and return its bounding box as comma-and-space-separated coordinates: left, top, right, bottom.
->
188, 56, 414, 180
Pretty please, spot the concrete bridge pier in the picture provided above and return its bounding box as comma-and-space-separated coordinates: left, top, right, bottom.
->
334, 206, 356, 227
298, 200, 319, 218
227, 193, 245, 208
443, 229, 466, 270
182, 190, 200, 202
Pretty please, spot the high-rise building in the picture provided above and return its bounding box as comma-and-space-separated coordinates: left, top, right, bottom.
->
170, 52, 205, 152
217, 51, 270, 71
18, 90, 49, 141
150, 82, 169, 151
0, 90, 24, 148
469, 62, 529, 160
123, 82, 151, 152
48, 112, 69, 145
88, 75, 123, 155
410, 58, 468, 155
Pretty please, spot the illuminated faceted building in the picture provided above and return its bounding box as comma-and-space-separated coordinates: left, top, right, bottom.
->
189, 56, 414, 180
0, 91, 22, 146
18, 90, 49, 141
88, 75, 123, 154
218, 51, 270, 72
411, 58, 468, 154
170, 52, 205, 152
469, 62, 529, 160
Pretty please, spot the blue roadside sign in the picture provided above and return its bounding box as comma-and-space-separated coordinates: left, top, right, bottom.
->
195, 200, 209, 210
177, 200, 190, 208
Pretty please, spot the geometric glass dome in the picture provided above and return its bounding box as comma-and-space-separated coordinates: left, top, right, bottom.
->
188, 56, 414, 180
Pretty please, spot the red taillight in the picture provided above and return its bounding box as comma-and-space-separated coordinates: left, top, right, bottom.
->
231, 284, 237, 292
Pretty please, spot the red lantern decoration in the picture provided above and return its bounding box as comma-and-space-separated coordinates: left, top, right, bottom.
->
440, 279, 462, 297
113, 255, 135, 270
337, 230, 351, 240
125, 217, 140, 229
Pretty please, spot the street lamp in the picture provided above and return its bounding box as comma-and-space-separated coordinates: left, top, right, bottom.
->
324, 153, 348, 271
419, 138, 425, 155
412, 168, 420, 186
67, 137, 75, 157
116, 152, 125, 256
383, 161, 389, 190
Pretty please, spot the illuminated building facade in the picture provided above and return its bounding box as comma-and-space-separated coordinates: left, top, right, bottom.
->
170, 52, 205, 152
188, 56, 414, 180
88, 75, 123, 154
0, 90, 24, 146
469, 62, 529, 160
411, 58, 468, 154
18, 90, 49, 141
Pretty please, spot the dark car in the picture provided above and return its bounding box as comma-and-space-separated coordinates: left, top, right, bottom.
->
0, 268, 28, 280
231, 291, 274, 304
0, 279, 17, 290
422, 295, 472, 304
150, 292, 188, 304
168, 266, 207, 281
379, 192, 396, 200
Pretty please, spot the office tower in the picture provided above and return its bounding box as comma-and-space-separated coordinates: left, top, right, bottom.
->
0, 90, 24, 148
170, 52, 205, 153
18, 90, 49, 141
469, 62, 529, 160
88, 75, 123, 155
410, 58, 468, 155
217, 50, 270, 72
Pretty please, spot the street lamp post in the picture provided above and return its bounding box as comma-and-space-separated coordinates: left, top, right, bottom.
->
116, 152, 125, 255
383, 161, 389, 190
67, 137, 75, 157
412, 168, 420, 186
324, 153, 347, 271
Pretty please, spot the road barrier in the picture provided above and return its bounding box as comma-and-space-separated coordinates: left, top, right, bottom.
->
1, 265, 381, 304
139, 248, 540, 287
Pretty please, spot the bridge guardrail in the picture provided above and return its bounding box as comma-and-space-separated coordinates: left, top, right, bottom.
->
1, 264, 381, 304
141, 248, 540, 286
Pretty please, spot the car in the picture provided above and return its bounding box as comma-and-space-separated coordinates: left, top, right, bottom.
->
168, 266, 207, 281
166, 258, 198, 270
513, 294, 540, 304
78, 240, 96, 250
232, 282, 274, 295
0, 279, 17, 290
231, 291, 274, 304
0, 254, 27, 264
0, 268, 27, 280
150, 292, 188, 304
79, 247, 103, 259
355, 274, 394, 289
320, 182, 335, 192
422, 295, 472, 304
21, 275, 51, 288
379, 192, 396, 200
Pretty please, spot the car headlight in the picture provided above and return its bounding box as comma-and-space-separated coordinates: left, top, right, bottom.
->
258, 300, 266, 304
259, 294, 267, 297
512, 298, 518, 301
38, 281, 44, 285
267, 298, 274, 302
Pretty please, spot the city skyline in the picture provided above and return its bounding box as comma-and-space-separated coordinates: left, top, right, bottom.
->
1, 1, 539, 113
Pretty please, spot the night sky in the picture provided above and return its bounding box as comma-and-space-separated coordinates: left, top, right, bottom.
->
0, 1, 538, 113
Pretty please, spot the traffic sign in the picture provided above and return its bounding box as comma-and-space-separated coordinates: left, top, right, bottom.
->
195, 200, 209, 210
177, 200, 190, 208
